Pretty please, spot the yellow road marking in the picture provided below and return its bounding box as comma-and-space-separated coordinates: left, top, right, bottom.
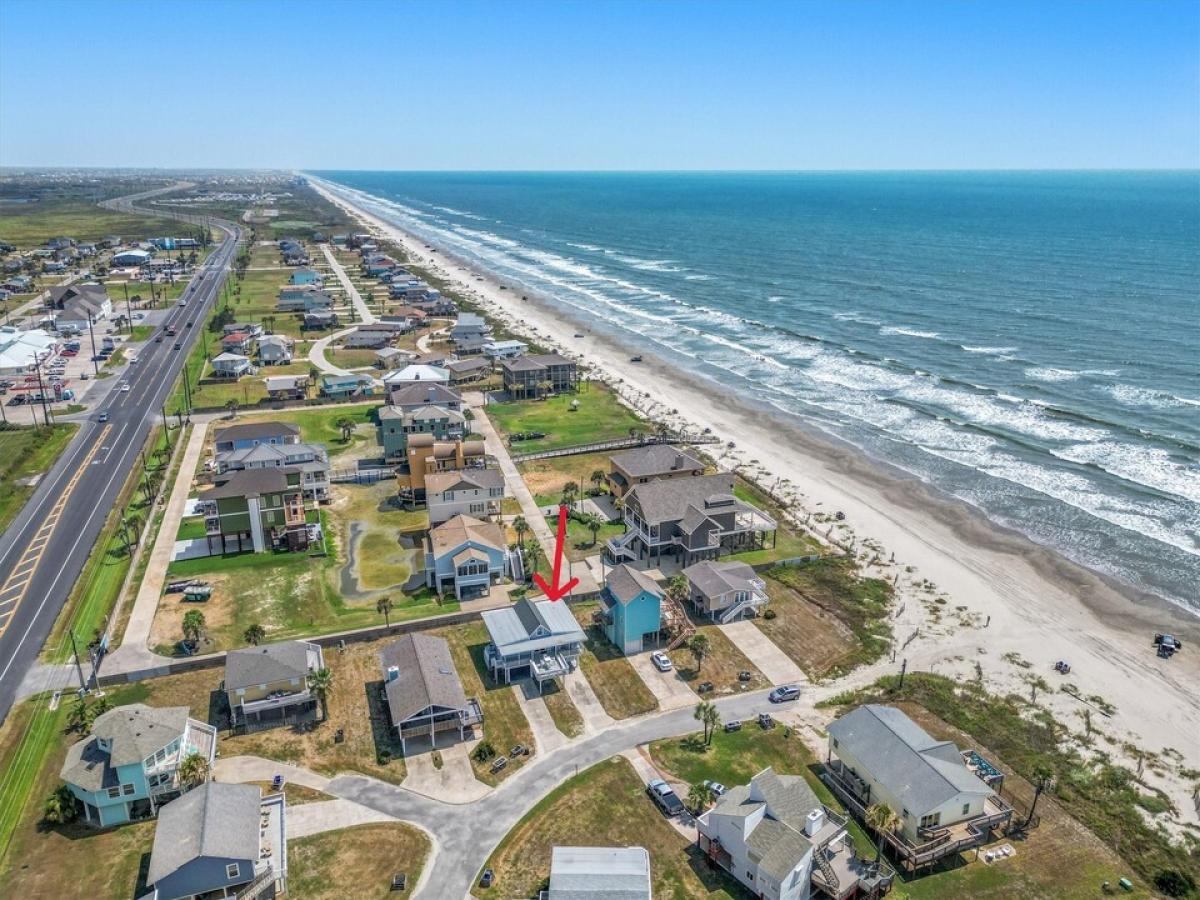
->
0, 425, 111, 637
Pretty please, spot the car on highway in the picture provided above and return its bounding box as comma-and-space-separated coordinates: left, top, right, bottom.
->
128, 355, 138, 364
651, 651, 673, 672
769, 684, 801, 703
179, 299, 187, 307
173, 342, 182, 349
119, 382, 130, 392
97, 412, 108, 422
646, 779, 685, 817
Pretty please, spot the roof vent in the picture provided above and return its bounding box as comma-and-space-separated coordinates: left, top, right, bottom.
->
386, 666, 400, 682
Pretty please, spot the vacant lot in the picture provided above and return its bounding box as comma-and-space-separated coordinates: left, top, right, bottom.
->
757, 558, 892, 679
488, 383, 647, 453
0, 199, 172, 246
518, 450, 613, 498
231, 402, 378, 457
571, 602, 658, 719
477, 757, 741, 900
666, 623, 767, 695
289, 823, 431, 900
435, 622, 534, 785
0, 424, 77, 531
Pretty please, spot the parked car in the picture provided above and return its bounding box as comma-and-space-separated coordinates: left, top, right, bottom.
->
651, 651, 673, 672
646, 779, 685, 817
769, 684, 801, 703
703, 779, 727, 797
479, 869, 494, 888
724, 720, 742, 733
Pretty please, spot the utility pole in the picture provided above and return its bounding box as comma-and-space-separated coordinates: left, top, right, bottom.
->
123, 282, 133, 334
86, 314, 99, 375
161, 402, 171, 452
898, 658, 907, 690
69, 629, 87, 692
32, 355, 53, 426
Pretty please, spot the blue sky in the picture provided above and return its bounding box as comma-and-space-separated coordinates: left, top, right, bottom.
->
1, 0, 1196, 170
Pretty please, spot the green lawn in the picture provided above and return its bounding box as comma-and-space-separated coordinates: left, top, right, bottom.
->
487, 383, 647, 453
232, 402, 377, 457
477, 756, 741, 899
726, 479, 824, 566
0, 199, 173, 246
175, 516, 207, 541
570, 601, 658, 719
288, 823, 432, 900
0, 424, 77, 532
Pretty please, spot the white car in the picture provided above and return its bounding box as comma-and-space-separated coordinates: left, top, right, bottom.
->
651, 651, 673, 672
119, 382, 131, 392
703, 779, 727, 797
128, 355, 138, 364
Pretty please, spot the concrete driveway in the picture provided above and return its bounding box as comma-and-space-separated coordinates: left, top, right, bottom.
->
514, 682, 568, 754
627, 652, 697, 711
620, 747, 697, 839
402, 742, 490, 804
563, 669, 614, 733
719, 620, 806, 685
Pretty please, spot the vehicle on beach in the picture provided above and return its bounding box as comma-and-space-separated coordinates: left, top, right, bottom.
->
630, 355, 643, 362
651, 651, 672, 671
1154, 634, 1182, 659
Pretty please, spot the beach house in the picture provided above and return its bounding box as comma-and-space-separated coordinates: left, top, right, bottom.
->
450, 312, 492, 355
289, 267, 323, 286
144, 782, 287, 900
210, 351, 253, 379
379, 633, 483, 754
481, 596, 586, 689
220, 330, 255, 355
597, 564, 664, 655
384, 363, 451, 389
446, 356, 493, 384
214, 421, 300, 452
607, 445, 705, 499
482, 339, 528, 359
303, 309, 338, 330
824, 705, 1013, 870
683, 559, 769, 623
277, 285, 332, 312
606, 473, 777, 566
345, 323, 396, 349
396, 433, 488, 503
424, 468, 505, 525
425, 514, 509, 601
257, 334, 293, 365
500, 353, 579, 398
215, 439, 330, 501
264, 374, 309, 400
698, 767, 894, 900
224, 640, 325, 732
203, 468, 312, 554
59, 703, 217, 827
319, 372, 375, 399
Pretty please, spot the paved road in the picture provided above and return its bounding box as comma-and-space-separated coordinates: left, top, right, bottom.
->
0, 188, 240, 725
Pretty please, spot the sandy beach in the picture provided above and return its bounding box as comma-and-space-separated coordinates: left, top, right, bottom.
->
309, 176, 1200, 824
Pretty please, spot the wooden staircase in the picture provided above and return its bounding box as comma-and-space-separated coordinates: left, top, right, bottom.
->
813, 846, 841, 894
663, 592, 695, 651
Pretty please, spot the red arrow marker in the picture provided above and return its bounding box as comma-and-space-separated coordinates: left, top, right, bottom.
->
533, 505, 580, 602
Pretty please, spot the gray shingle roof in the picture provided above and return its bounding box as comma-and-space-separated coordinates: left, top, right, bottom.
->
603, 564, 663, 605
60, 704, 190, 791
827, 705, 994, 817
147, 781, 261, 886
683, 560, 759, 599
609, 444, 704, 480
624, 473, 744, 525
225, 640, 320, 692
708, 768, 820, 882
213, 421, 300, 444
206, 467, 298, 500
387, 382, 462, 408
379, 634, 469, 725
425, 468, 504, 495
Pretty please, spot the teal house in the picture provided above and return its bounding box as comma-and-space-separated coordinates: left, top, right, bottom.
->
319, 372, 375, 400
59, 703, 217, 827
598, 564, 664, 655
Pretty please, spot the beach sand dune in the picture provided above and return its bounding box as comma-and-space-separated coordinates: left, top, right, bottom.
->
309, 177, 1200, 824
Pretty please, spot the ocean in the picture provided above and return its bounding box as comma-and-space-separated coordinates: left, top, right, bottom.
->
313, 171, 1200, 613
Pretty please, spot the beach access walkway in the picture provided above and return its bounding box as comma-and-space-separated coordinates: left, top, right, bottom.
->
320, 243, 377, 325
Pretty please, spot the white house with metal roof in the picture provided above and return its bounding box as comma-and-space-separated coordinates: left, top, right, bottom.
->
482, 596, 585, 690
544, 846, 652, 899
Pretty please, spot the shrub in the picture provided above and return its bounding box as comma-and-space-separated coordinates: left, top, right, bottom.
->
376, 749, 391, 765
762, 608, 777, 620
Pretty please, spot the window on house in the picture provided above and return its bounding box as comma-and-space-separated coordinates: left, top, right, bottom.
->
107, 787, 122, 799
226, 863, 241, 880
122, 783, 136, 796
919, 812, 941, 830
962, 803, 971, 815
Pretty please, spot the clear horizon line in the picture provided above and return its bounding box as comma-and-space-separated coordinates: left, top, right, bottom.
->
1, 164, 1198, 175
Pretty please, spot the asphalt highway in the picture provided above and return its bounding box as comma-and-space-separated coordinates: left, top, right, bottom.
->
0, 195, 239, 724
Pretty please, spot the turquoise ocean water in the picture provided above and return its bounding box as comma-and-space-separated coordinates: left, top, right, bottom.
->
314, 171, 1200, 613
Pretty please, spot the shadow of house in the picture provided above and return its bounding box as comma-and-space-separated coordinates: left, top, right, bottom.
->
363, 679, 407, 764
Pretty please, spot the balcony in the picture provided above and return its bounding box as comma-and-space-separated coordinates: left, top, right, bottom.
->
530, 651, 570, 683
241, 689, 311, 716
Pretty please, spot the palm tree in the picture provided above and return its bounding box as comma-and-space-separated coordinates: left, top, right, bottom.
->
243, 623, 266, 646
224, 398, 239, 419
309, 667, 334, 721
335, 416, 355, 442
43, 784, 78, 825
702, 702, 722, 745
693, 700, 715, 744
686, 781, 715, 815
865, 803, 900, 863
580, 512, 603, 546
67, 694, 91, 733
512, 515, 528, 551
181, 609, 206, 648
689, 633, 711, 673
590, 469, 607, 495
1024, 764, 1055, 828
666, 574, 689, 609
560, 481, 579, 508
376, 594, 394, 628
177, 751, 210, 789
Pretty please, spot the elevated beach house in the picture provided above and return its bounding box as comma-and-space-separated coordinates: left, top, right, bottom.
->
425, 514, 510, 601
395, 433, 488, 504
257, 334, 294, 365
545, 847, 652, 900
319, 372, 375, 400
59, 703, 217, 827
210, 351, 253, 379
144, 782, 287, 900
824, 704, 1013, 872
224, 640, 325, 731
683, 559, 769, 623
203, 468, 311, 554
220, 330, 256, 355
500, 352, 579, 398
597, 564, 664, 655
698, 767, 894, 900
425, 468, 506, 525
214, 421, 300, 452
607, 444, 705, 499
289, 267, 323, 286
216, 439, 331, 501
378, 405, 469, 463
449, 311, 492, 355
606, 473, 777, 566
379, 633, 483, 754
264, 374, 309, 400
481, 596, 586, 690
277, 284, 333, 312
446, 356, 493, 385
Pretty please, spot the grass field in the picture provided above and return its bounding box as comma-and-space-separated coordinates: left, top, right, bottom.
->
288, 823, 432, 900
476, 756, 741, 899
487, 383, 647, 453
0, 199, 174, 247
540, 681, 586, 738
230, 402, 377, 456
665, 623, 767, 695
0, 424, 76, 532
571, 601, 659, 719
435, 622, 534, 785
757, 558, 893, 679
727, 479, 824, 566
